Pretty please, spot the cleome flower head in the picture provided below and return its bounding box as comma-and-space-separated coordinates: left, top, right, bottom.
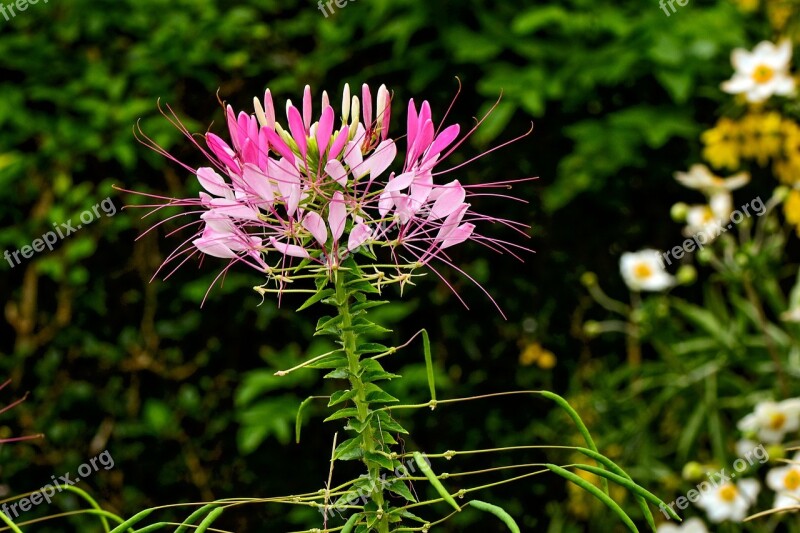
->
128, 83, 533, 311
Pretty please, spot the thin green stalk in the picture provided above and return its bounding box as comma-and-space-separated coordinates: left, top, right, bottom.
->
335, 271, 389, 533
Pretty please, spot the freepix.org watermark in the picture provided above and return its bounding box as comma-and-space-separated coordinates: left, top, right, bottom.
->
0, 0, 47, 23
317, 0, 356, 18
1, 449, 115, 520
660, 0, 689, 17
659, 444, 768, 519
659, 196, 765, 268
3, 197, 117, 269
318, 453, 428, 519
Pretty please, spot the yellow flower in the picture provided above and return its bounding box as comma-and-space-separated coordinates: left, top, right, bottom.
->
702, 118, 741, 170
784, 189, 800, 236
740, 112, 783, 165
519, 342, 556, 369
775, 154, 800, 184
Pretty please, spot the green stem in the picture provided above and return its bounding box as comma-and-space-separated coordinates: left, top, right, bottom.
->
335, 271, 389, 533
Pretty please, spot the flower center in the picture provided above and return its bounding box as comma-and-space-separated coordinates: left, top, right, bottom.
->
634, 263, 653, 280
769, 412, 787, 430
702, 208, 715, 224
785, 470, 800, 491
719, 484, 738, 503
753, 64, 775, 84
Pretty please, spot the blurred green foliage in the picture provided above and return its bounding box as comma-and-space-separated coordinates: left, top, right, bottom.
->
0, 0, 786, 530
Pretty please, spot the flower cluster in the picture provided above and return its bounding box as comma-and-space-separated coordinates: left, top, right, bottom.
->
701, 112, 800, 184
133, 84, 530, 304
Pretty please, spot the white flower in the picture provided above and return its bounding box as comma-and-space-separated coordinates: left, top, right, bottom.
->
656, 517, 709, 533
684, 192, 733, 238
767, 453, 800, 509
620, 250, 675, 292
695, 479, 760, 523
722, 39, 796, 103
674, 165, 750, 195
738, 399, 800, 443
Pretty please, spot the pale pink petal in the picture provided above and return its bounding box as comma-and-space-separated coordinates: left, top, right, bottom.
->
302, 211, 328, 246
361, 139, 397, 182
270, 237, 310, 258
348, 222, 372, 251
197, 167, 232, 198
441, 223, 475, 249
200, 210, 236, 234
385, 171, 415, 192
344, 140, 364, 176
435, 203, 469, 242
409, 169, 433, 211
428, 180, 466, 220
194, 235, 237, 259
325, 159, 348, 186
328, 191, 347, 241
242, 163, 275, 203
208, 198, 260, 221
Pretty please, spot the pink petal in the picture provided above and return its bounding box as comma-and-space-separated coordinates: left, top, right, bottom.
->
226, 105, 240, 151
423, 124, 460, 164
197, 167, 231, 198
263, 89, 276, 128
270, 237, 310, 258
302, 211, 328, 246
303, 85, 312, 132
264, 127, 294, 162
362, 83, 373, 130
348, 222, 371, 251
428, 180, 465, 220
328, 191, 347, 241
324, 159, 348, 186
206, 133, 239, 172
361, 139, 397, 182
287, 105, 307, 160
316, 105, 335, 157
329, 125, 349, 159
406, 99, 419, 158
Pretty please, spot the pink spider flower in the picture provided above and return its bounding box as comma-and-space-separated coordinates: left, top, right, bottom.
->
125, 82, 534, 312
